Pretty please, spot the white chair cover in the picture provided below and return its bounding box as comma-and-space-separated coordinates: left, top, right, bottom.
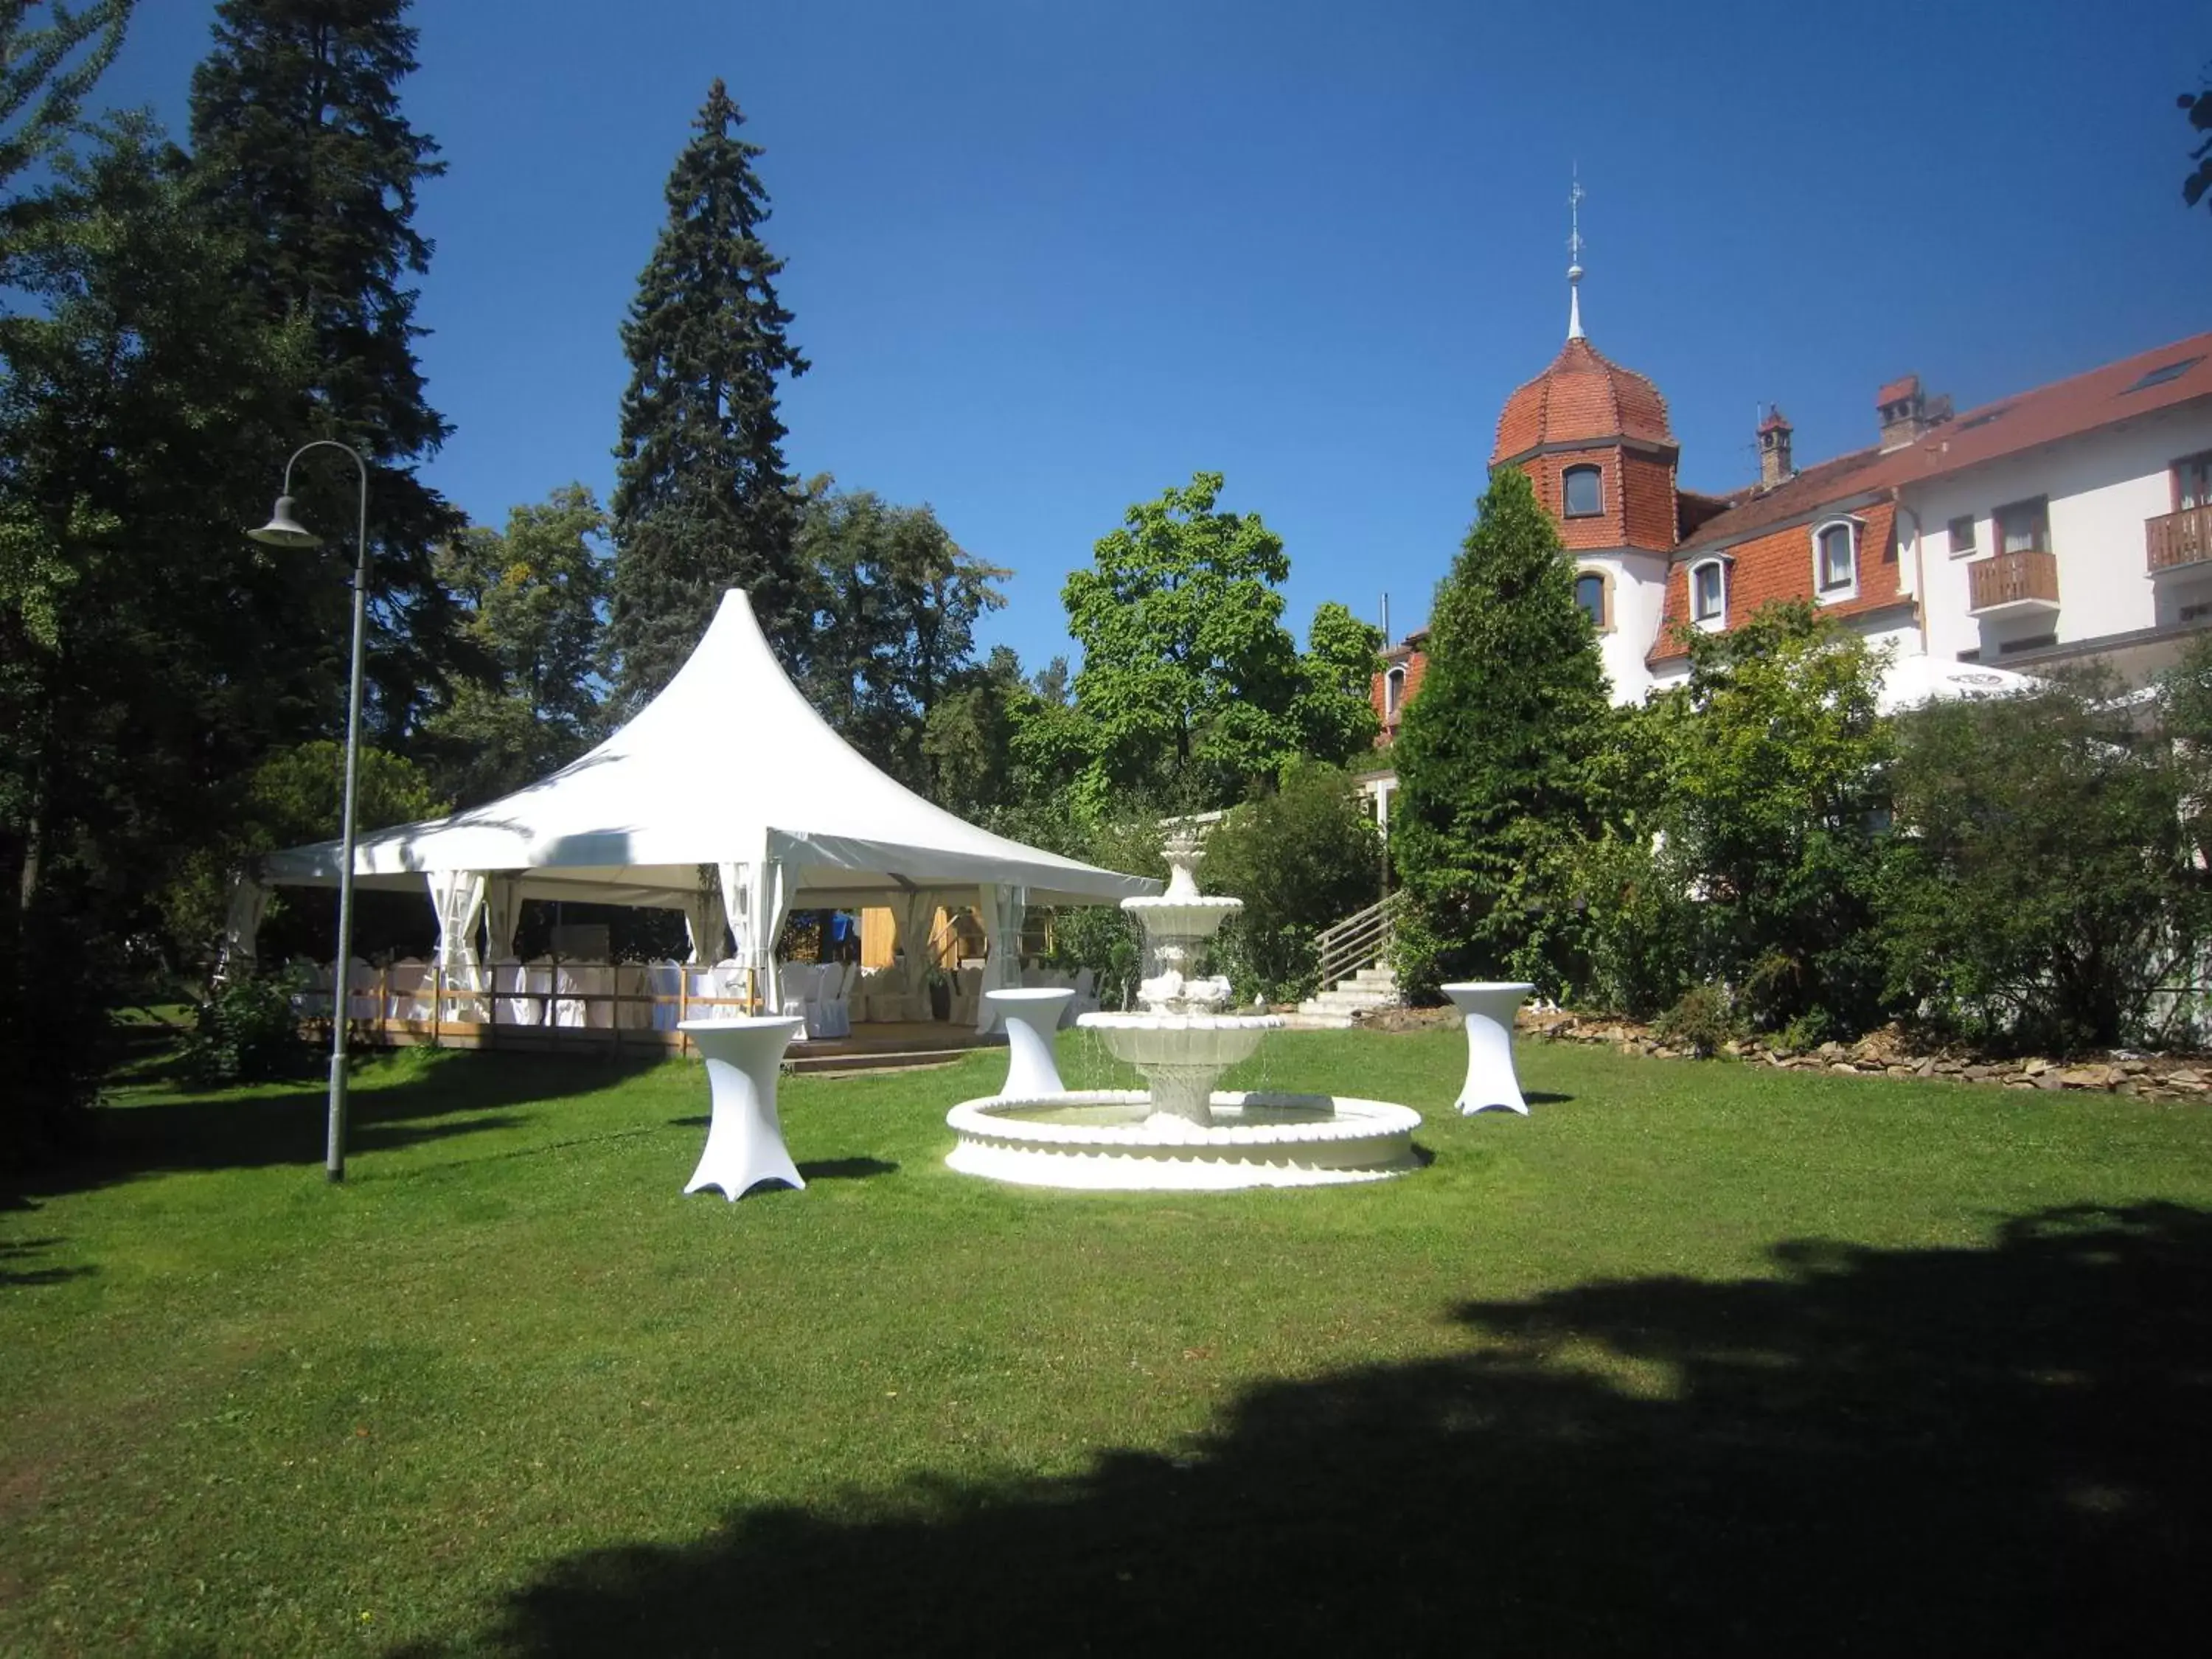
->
648, 961, 683, 1030
386, 959, 433, 1021
613, 963, 653, 1029
810, 962, 855, 1039
524, 957, 557, 1027
492, 957, 529, 1026
565, 961, 613, 1029
345, 958, 378, 1022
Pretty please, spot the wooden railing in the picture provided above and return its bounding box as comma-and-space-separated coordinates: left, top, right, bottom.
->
2147, 504, 2212, 573
1968, 549, 2059, 613
310, 958, 759, 1058
1315, 891, 1402, 991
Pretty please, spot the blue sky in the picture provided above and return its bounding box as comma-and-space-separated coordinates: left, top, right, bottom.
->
105, 0, 2211, 670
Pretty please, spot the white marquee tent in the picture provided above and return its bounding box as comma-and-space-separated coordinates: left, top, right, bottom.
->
246, 588, 1158, 1020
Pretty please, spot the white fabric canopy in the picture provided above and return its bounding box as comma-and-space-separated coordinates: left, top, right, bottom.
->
1876, 654, 2039, 718
262, 588, 1157, 918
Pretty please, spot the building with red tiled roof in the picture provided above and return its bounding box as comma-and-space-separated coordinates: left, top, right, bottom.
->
1370, 258, 2212, 728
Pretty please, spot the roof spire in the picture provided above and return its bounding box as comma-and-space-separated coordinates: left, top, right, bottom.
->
1566, 167, 1586, 341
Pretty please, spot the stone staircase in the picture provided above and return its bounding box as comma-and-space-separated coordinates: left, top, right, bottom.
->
1284, 964, 1401, 1030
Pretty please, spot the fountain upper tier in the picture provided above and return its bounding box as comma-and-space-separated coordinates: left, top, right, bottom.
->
1079, 826, 1280, 1123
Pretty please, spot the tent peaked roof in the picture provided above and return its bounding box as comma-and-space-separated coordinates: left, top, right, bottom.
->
262, 589, 1159, 908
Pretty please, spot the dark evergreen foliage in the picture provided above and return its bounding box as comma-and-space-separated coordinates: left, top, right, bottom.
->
187, 0, 470, 739
1390, 466, 1610, 998
608, 79, 810, 707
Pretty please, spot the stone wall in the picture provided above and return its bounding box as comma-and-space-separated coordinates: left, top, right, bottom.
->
1506, 1006, 2211, 1103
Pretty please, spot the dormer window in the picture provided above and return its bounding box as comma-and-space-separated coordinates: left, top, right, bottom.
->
1814, 518, 1860, 599
1562, 464, 1603, 518
1384, 664, 1407, 719
1691, 559, 1726, 627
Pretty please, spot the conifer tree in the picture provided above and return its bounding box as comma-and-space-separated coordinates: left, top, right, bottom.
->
607, 79, 810, 706
187, 0, 467, 737
1391, 465, 1611, 997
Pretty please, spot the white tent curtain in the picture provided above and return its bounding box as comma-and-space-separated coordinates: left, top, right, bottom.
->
684, 877, 728, 965
215, 874, 270, 983
484, 875, 524, 961
720, 855, 793, 1014
428, 870, 488, 975
890, 888, 942, 1006
975, 881, 1027, 1032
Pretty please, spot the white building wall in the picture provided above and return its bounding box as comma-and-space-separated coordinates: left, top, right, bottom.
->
1902, 403, 2212, 664
1586, 549, 1671, 705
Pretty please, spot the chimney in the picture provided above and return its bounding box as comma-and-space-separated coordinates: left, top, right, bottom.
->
1757, 405, 1794, 488
1877, 374, 1928, 451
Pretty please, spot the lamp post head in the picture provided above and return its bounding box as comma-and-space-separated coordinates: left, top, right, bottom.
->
246, 495, 321, 549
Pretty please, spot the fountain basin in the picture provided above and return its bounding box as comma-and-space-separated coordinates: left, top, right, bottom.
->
1117, 895, 1245, 940
945, 1090, 1422, 1190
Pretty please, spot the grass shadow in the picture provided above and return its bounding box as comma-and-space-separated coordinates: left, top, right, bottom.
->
400, 1201, 2212, 1656
795, 1156, 899, 1181
8, 1049, 667, 1205
0, 1234, 92, 1290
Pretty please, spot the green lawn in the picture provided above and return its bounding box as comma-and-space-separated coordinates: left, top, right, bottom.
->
4, 1030, 2210, 1656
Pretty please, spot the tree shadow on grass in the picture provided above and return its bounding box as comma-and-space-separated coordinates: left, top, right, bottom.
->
7, 1051, 667, 1204
399, 1202, 2212, 1658
0, 1234, 92, 1289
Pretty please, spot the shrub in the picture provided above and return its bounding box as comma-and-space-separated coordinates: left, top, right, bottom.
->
1653, 982, 1742, 1058
1201, 762, 1384, 1004
176, 974, 313, 1088
1882, 668, 2202, 1053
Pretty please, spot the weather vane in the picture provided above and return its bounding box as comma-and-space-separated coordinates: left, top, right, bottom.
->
1566, 167, 1586, 341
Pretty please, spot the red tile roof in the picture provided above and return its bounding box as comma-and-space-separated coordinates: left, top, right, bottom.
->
1879, 331, 2212, 487
1688, 332, 2212, 553
1875, 374, 1920, 408
1679, 445, 1889, 551
1492, 337, 1675, 465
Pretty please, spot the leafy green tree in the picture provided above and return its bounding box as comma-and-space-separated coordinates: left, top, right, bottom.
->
1883, 670, 2199, 1051
2181, 66, 2211, 212
923, 645, 1032, 819
608, 78, 810, 706
188, 0, 469, 739
1203, 762, 1385, 1002
1, 113, 314, 1156
796, 479, 1006, 794
1586, 604, 1893, 1037
1051, 471, 1341, 808
1390, 466, 1610, 998
425, 484, 611, 806
1291, 600, 1385, 768
0, 0, 133, 204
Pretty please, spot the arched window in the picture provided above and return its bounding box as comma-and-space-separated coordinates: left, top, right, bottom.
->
1573, 571, 1607, 631
1562, 464, 1603, 518
1384, 664, 1407, 718
1814, 518, 1859, 597
1691, 558, 1727, 626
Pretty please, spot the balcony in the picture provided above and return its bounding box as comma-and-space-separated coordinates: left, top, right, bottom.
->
2147, 504, 2212, 573
1966, 549, 2059, 618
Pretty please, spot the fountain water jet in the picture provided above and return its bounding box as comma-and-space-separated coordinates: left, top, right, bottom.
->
944, 829, 1422, 1191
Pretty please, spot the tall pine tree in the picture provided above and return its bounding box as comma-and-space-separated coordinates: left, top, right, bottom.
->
187, 0, 470, 740
1391, 465, 1612, 998
608, 79, 810, 706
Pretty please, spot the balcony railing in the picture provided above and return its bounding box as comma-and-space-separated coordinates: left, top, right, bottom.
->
1967, 549, 2059, 615
2147, 504, 2212, 573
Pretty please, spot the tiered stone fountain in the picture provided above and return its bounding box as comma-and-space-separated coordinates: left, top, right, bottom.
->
944, 830, 1422, 1191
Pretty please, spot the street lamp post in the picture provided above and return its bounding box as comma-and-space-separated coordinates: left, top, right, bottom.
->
249, 441, 370, 1183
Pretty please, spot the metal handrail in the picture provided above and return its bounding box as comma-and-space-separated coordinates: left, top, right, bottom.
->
1315, 892, 1402, 990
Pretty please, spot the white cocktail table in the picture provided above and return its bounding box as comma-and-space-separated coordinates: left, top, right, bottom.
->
984, 987, 1074, 1097
678, 1015, 807, 1198
1442, 982, 1535, 1115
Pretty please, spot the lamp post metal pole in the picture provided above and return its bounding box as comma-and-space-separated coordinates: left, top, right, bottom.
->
252, 440, 370, 1183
